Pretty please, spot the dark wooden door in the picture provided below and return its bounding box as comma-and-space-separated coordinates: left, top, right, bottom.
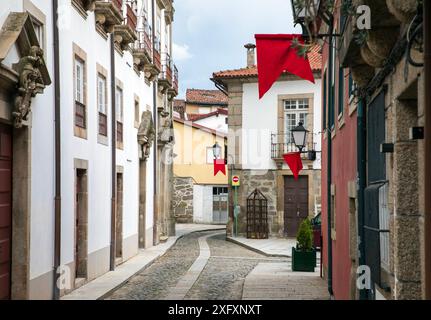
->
0, 124, 12, 300
284, 175, 308, 237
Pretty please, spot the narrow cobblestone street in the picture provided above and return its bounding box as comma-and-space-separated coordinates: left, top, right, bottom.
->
106, 230, 328, 300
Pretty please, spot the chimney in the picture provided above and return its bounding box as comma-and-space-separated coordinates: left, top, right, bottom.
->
244, 43, 256, 68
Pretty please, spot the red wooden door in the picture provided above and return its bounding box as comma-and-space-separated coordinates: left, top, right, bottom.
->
0, 124, 12, 300
284, 175, 308, 238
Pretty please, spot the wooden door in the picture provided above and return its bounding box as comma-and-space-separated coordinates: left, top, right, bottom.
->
0, 124, 12, 300
284, 175, 308, 237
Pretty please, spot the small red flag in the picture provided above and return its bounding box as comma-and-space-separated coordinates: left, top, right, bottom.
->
283, 152, 303, 180
214, 159, 226, 176
255, 34, 315, 99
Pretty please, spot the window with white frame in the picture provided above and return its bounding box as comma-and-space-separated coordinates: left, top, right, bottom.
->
97, 74, 107, 136
115, 87, 123, 144
379, 183, 390, 271
31, 17, 44, 50
284, 99, 309, 144
75, 57, 86, 128
206, 147, 214, 164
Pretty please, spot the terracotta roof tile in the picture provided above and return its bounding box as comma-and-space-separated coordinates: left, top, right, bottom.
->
213, 45, 322, 79
187, 108, 228, 121
186, 89, 228, 105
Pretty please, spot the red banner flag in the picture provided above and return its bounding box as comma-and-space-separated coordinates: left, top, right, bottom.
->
283, 152, 303, 180
214, 159, 226, 176
255, 34, 315, 99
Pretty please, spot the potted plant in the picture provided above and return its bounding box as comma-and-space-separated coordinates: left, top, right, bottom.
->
292, 218, 317, 272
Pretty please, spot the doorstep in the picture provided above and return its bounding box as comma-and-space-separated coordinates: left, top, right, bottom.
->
61, 224, 225, 300
226, 236, 296, 257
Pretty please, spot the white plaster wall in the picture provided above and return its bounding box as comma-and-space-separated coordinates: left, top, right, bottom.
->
241, 79, 322, 171
1, 0, 160, 283
193, 185, 213, 224
194, 114, 228, 134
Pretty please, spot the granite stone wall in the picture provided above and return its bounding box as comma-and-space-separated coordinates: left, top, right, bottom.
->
173, 177, 194, 223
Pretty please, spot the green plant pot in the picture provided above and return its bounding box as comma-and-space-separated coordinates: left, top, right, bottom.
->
292, 247, 316, 272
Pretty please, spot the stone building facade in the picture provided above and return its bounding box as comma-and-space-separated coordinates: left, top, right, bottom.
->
0, 0, 178, 300
212, 44, 322, 238
296, 0, 428, 300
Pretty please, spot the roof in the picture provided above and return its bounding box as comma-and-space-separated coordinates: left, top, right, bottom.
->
187, 108, 228, 122
173, 99, 186, 108
186, 89, 228, 105
173, 116, 227, 138
213, 45, 322, 79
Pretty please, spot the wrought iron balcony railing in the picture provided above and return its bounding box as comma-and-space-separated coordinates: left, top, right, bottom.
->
161, 52, 172, 83
124, 2, 137, 30
173, 64, 178, 92
270, 132, 316, 160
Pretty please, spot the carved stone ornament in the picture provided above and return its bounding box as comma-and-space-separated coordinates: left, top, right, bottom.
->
12, 46, 45, 128
158, 111, 173, 143
0, 13, 51, 128
137, 110, 156, 160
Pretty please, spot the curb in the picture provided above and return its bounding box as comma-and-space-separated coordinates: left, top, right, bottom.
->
98, 227, 226, 300
226, 236, 291, 258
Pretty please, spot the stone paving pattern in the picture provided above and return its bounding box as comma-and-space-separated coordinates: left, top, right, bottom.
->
106, 230, 328, 300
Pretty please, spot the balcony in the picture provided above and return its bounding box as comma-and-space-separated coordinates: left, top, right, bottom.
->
72, 0, 97, 12
113, 1, 138, 51
167, 65, 178, 100
158, 53, 172, 94
132, 21, 152, 72
270, 133, 316, 167
94, 0, 123, 34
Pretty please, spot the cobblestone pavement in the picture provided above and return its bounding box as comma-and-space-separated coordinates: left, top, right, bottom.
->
106, 230, 327, 300
105, 231, 203, 300
185, 233, 288, 300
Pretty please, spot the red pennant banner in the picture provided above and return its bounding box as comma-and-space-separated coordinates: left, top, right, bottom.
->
283, 152, 303, 180
214, 159, 226, 176
255, 34, 315, 99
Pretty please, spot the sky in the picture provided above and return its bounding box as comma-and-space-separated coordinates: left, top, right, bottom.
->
172, 0, 301, 99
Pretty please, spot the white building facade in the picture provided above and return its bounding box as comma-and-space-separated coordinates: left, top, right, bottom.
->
0, 0, 178, 300
212, 44, 322, 238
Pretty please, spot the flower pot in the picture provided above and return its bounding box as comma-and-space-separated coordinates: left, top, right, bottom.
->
292, 247, 316, 272
386, 0, 417, 23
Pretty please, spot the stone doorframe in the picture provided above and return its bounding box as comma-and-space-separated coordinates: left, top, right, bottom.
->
0, 66, 31, 299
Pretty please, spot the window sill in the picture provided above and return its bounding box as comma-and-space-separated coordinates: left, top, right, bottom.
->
74, 126, 87, 140
331, 229, 336, 241
98, 134, 109, 146
348, 99, 358, 116
116, 141, 124, 150
338, 113, 345, 129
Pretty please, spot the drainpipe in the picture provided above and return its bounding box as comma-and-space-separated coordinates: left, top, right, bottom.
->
424, 0, 431, 300
326, 16, 334, 297
53, 0, 62, 300
152, 0, 158, 245
357, 98, 367, 300
109, 33, 116, 271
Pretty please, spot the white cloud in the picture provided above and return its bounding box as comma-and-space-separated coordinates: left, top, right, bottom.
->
173, 43, 193, 61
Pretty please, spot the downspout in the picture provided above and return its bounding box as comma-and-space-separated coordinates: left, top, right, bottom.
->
109, 34, 116, 271
424, 0, 431, 300
152, 0, 158, 245
53, 0, 61, 300
326, 16, 334, 297
357, 98, 367, 300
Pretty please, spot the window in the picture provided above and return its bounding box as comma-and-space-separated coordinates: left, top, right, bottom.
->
284, 99, 309, 144
348, 72, 356, 102
323, 70, 327, 130
338, 66, 344, 116
206, 147, 214, 164
31, 17, 44, 50
328, 37, 336, 129
134, 100, 140, 128
116, 87, 123, 144
97, 74, 107, 136
379, 183, 390, 271
213, 187, 228, 195
75, 57, 86, 128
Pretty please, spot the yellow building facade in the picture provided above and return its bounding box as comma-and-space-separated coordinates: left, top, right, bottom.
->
173, 118, 228, 224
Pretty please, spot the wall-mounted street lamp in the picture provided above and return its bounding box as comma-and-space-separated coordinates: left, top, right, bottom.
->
213, 141, 222, 159
291, 121, 309, 152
